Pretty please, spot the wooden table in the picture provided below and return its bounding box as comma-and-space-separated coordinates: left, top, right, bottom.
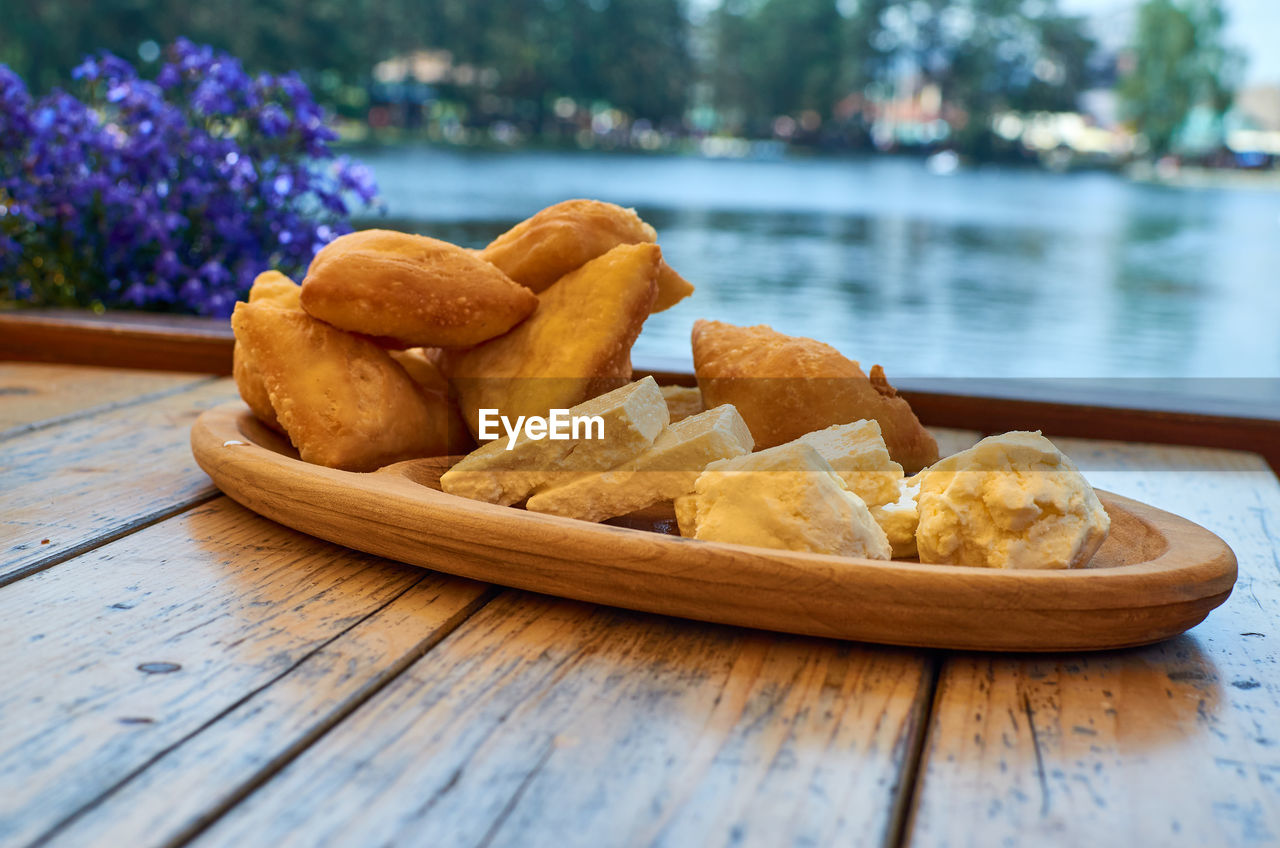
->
3, 360, 1279, 848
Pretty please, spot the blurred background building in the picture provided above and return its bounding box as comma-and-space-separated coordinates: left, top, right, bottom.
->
3, 0, 1276, 170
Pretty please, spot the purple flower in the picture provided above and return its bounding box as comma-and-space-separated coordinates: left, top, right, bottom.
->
0, 44, 379, 314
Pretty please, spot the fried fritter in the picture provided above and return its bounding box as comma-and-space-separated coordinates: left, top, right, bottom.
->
300, 229, 537, 348
388, 347, 450, 397
388, 346, 475, 453
233, 270, 303, 431
231, 301, 463, 470
691, 320, 939, 472
246, 269, 302, 308
451, 242, 661, 440
479, 199, 694, 312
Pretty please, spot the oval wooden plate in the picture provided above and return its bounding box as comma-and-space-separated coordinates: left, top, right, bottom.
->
191, 402, 1236, 652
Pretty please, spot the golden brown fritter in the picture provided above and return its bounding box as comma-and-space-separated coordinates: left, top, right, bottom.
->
691, 320, 939, 472
388, 347, 450, 397
231, 301, 465, 470
233, 270, 303, 431
388, 346, 475, 454
479, 199, 693, 312
451, 242, 661, 440
300, 229, 537, 348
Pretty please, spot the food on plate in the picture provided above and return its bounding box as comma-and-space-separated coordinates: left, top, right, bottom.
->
300, 229, 537, 348
451, 242, 660, 441
674, 442, 892, 559
441, 376, 669, 506
915, 431, 1110, 569
789, 419, 904, 509
231, 300, 464, 471
526, 403, 754, 522
223, 206, 1119, 573
232, 270, 303, 431
479, 199, 694, 311
247, 269, 302, 308
691, 320, 939, 472
870, 476, 921, 558
388, 347, 451, 397
660, 384, 706, 423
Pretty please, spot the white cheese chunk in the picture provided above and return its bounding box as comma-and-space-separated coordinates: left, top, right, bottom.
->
915, 430, 1110, 569
870, 474, 921, 558
440, 376, 669, 505
677, 442, 891, 560
526, 404, 753, 522
790, 419, 905, 509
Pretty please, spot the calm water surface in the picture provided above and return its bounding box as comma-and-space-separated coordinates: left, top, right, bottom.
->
361, 147, 1280, 391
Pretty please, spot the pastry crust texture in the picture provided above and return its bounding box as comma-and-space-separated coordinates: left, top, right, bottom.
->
691, 320, 939, 472
479, 199, 694, 311
451, 242, 660, 441
300, 229, 537, 348
231, 301, 464, 470
233, 270, 303, 431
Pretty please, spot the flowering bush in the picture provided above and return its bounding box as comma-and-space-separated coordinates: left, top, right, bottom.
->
0, 39, 379, 317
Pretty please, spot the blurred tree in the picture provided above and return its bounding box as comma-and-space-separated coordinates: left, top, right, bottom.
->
707, 0, 1094, 152
752, 0, 845, 124
709, 0, 888, 138
877, 0, 1094, 153
1, 0, 1101, 157
1119, 0, 1241, 157
708, 0, 765, 134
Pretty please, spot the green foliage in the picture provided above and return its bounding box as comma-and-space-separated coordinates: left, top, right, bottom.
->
709, 0, 1094, 148
0, 0, 1105, 157
1119, 0, 1242, 157
0, 0, 690, 129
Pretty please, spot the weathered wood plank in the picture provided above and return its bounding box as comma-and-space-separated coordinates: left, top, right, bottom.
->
190, 591, 935, 848
0, 379, 239, 585
906, 442, 1280, 847
0, 309, 234, 375
0, 363, 211, 436
0, 498, 490, 848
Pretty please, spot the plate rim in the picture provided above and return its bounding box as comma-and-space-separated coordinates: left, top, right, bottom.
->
191, 401, 1238, 650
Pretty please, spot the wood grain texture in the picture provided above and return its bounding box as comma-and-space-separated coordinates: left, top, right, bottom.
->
2, 311, 1274, 466
900, 388, 1280, 475
0, 379, 238, 585
0, 363, 210, 435
0, 497, 490, 848
906, 442, 1280, 847
193, 404, 1236, 651
0, 310, 234, 375
191, 591, 934, 848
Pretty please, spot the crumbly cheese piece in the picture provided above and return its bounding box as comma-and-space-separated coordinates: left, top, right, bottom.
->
674, 493, 698, 535
660, 384, 706, 423
790, 419, 904, 509
440, 376, 669, 505
677, 442, 891, 559
526, 404, 753, 522
870, 474, 921, 558
916, 430, 1110, 569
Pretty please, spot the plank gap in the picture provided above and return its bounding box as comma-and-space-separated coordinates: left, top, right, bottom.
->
28, 577, 497, 848
158, 584, 501, 848
0, 492, 221, 591
0, 376, 222, 443
885, 654, 944, 848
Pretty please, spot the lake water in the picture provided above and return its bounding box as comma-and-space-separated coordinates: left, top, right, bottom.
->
360, 147, 1280, 405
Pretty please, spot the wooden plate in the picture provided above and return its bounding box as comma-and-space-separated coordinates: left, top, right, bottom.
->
191, 402, 1236, 652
